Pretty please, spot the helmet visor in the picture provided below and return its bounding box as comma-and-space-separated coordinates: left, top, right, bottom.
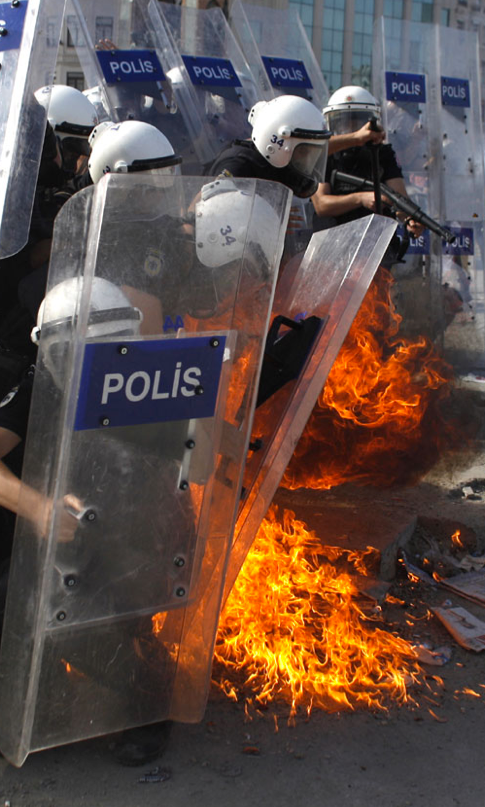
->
291, 141, 329, 184
326, 109, 379, 135
62, 136, 91, 157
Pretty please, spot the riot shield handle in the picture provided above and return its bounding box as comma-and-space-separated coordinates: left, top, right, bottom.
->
256, 314, 325, 407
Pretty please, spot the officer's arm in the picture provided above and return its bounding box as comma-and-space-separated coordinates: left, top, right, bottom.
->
0, 427, 34, 521
0, 428, 81, 541
0, 427, 20, 460
0, 427, 50, 530
328, 122, 386, 155
0, 458, 39, 523
311, 182, 380, 217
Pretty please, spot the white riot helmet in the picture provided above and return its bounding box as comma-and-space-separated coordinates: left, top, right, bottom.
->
87, 120, 115, 150
31, 278, 142, 386
195, 177, 281, 269
248, 95, 331, 197
34, 85, 99, 139
88, 120, 182, 184
323, 85, 381, 135
191, 177, 283, 317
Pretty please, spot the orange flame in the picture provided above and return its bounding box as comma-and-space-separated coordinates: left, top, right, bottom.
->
283, 268, 460, 490
60, 658, 87, 679
385, 595, 406, 605
456, 687, 482, 698
225, 352, 252, 424
214, 507, 422, 716
152, 611, 168, 635
214, 270, 468, 715
451, 529, 465, 549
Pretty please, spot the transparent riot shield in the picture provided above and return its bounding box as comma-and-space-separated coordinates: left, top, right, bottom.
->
66, 0, 213, 173
149, 2, 258, 166
0, 0, 64, 259
373, 19, 485, 371
373, 17, 442, 346
437, 26, 485, 371
0, 174, 291, 767
223, 214, 397, 599
229, 0, 328, 109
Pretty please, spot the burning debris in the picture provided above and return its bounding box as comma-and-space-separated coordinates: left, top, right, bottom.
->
381, 516, 479, 581
214, 507, 423, 717
213, 267, 485, 718
283, 268, 470, 491
380, 515, 485, 616
213, 506, 485, 717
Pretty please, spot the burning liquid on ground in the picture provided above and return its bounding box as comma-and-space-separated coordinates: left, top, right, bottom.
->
284, 267, 459, 490
214, 269, 464, 715
214, 507, 423, 716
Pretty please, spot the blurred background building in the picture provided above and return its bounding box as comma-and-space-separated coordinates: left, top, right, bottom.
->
56, 0, 485, 100
286, 0, 485, 93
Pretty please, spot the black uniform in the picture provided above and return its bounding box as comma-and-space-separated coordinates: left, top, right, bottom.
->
0, 123, 62, 323
313, 143, 405, 267
0, 123, 90, 365
315, 143, 403, 229
0, 368, 33, 447
207, 139, 284, 182
207, 138, 319, 199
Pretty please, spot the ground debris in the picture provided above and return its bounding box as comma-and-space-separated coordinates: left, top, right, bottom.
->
381, 516, 477, 582
437, 569, 485, 607
354, 576, 392, 603
138, 766, 171, 784
432, 603, 485, 652
216, 763, 243, 778
457, 478, 485, 501
380, 517, 418, 581
413, 644, 452, 666
458, 553, 485, 572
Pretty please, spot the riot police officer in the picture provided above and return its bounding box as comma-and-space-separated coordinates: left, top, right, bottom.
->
34, 84, 99, 179
311, 85, 424, 243
207, 95, 332, 198
0, 87, 100, 367
207, 92, 386, 193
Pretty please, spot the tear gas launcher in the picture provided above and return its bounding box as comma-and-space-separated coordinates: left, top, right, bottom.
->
330, 170, 456, 244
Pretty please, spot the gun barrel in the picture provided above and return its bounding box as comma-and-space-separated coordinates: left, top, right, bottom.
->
381, 187, 455, 243
331, 171, 456, 244
407, 209, 456, 244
